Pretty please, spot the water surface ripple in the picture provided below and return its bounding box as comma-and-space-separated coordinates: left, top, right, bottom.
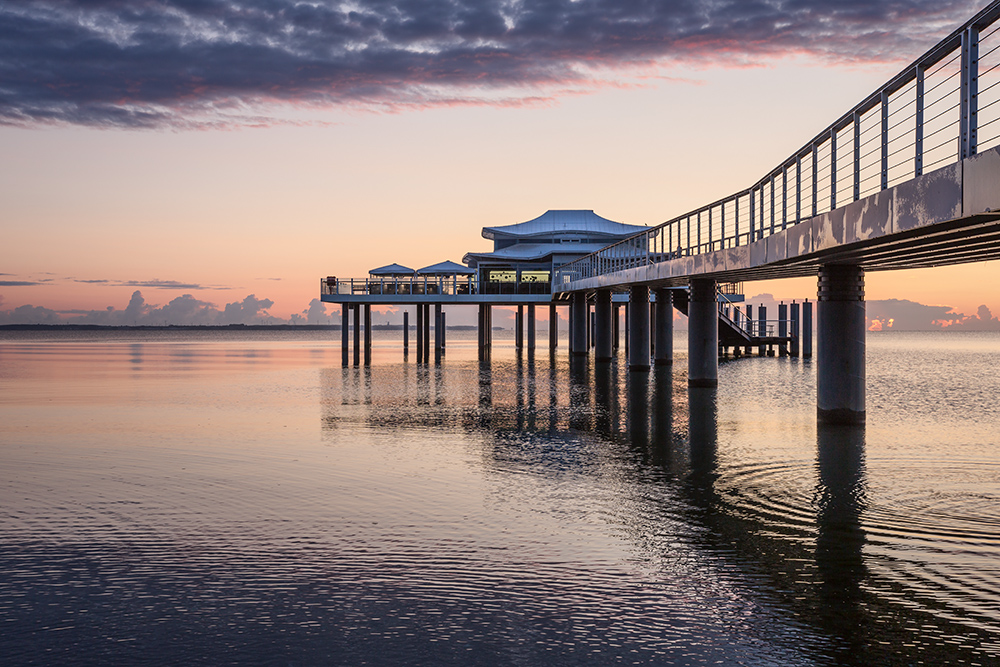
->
1, 329, 998, 665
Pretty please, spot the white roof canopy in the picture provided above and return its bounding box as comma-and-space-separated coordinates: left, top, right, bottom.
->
416, 260, 475, 275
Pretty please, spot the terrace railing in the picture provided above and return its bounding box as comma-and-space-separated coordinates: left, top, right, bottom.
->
320, 276, 552, 297
555, 0, 1000, 289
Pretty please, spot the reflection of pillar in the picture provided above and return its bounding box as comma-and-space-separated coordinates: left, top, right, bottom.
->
651, 366, 674, 466
594, 362, 614, 436
816, 423, 868, 649
342, 306, 349, 367
688, 387, 718, 479
516, 305, 524, 349
790, 301, 800, 357
549, 303, 558, 351
628, 285, 650, 372
626, 372, 649, 448
803, 300, 814, 359
654, 288, 673, 366
353, 304, 361, 367
595, 289, 613, 362
818, 265, 865, 424
527, 304, 536, 352
416, 303, 424, 363
571, 292, 588, 356
403, 310, 409, 357
688, 278, 718, 387
363, 304, 372, 366
568, 355, 591, 431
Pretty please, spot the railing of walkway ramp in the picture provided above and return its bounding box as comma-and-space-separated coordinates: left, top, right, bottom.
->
555, 0, 1000, 287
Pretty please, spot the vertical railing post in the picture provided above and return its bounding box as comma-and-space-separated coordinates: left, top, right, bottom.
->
812, 145, 819, 217
830, 127, 838, 211
853, 111, 861, 201
769, 174, 776, 235
734, 195, 740, 243
782, 165, 788, 230
796, 155, 802, 224
749, 188, 756, 242
759, 183, 765, 239
961, 25, 979, 160
881, 90, 889, 190
915, 65, 925, 177
721, 202, 726, 247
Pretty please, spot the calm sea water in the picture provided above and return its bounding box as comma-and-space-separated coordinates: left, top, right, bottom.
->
1, 328, 998, 666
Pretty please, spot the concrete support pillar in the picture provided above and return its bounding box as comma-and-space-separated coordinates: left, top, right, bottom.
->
790, 302, 800, 357
688, 278, 718, 387
757, 305, 767, 357
441, 312, 446, 349
817, 265, 865, 424
649, 302, 656, 357
516, 305, 524, 350
364, 304, 372, 366
628, 285, 650, 372
434, 304, 443, 364
744, 304, 754, 356
342, 306, 350, 366
571, 292, 588, 356
613, 304, 620, 351
654, 288, 674, 366
422, 304, 431, 362
403, 310, 409, 357
353, 304, 361, 366
549, 303, 558, 351
588, 305, 594, 349
527, 304, 536, 351
624, 303, 630, 354
803, 300, 813, 359
778, 302, 788, 356
416, 303, 424, 363
595, 289, 613, 362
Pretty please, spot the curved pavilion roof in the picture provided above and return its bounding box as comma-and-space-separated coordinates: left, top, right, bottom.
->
463, 242, 609, 266
481, 210, 647, 241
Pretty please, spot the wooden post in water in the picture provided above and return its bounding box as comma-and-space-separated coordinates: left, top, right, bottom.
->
403, 310, 409, 357
342, 305, 349, 367
527, 304, 536, 352
353, 304, 361, 367
416, 303, 424, 363
790, 301, 800, 357
549, 303, 558, 352
363, 304, 372, 366
803, 300, 813, 359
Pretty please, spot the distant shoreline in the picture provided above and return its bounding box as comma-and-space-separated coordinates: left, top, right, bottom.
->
0, 324, 480, 331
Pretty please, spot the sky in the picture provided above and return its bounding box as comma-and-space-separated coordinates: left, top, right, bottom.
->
2, 0, 999, 328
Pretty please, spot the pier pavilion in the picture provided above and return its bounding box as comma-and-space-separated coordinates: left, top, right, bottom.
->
323, 1, 1000, 424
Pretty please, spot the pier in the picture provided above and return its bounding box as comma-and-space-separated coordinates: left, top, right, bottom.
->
323, 0, 1000, 424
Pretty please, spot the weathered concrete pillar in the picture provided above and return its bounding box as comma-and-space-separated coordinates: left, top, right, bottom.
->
624, 303, 630, 354
571, 292, 588, 356
416, 303, 424, 363
628, 285, 650, 372
757, 305, 767, 357
364, 303, 372, 366
342, 306, 350, 366
778, 302, 788, 356
688, 278, 718, 387
441, 311, 446, 349
790, 302, 800, 357
595, 289, 613, 362
422, 304, 431, 361
549, 303, 558, 351
817, 265, 865, 424
649, 301, 656, 357
654, 288, 674, 366
516, 305, 524, 350
803, 300, 813, 359
588, 304, 594, 349
434, 304, 443, 364
613, 304, 620, 351
527, 304, 536, 351
403, 310, 409, 357
353, 304, 361, 366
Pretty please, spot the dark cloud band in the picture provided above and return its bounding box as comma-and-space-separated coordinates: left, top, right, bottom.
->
0, 0, 981, 128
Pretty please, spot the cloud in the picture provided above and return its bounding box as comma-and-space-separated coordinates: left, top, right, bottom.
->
73, 278, 229, 289
305, 298, 332, 325
0, 280, 44, 286
0, 0, 980, 128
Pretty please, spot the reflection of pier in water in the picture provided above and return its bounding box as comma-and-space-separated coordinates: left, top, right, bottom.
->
320, 353, 999, 664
